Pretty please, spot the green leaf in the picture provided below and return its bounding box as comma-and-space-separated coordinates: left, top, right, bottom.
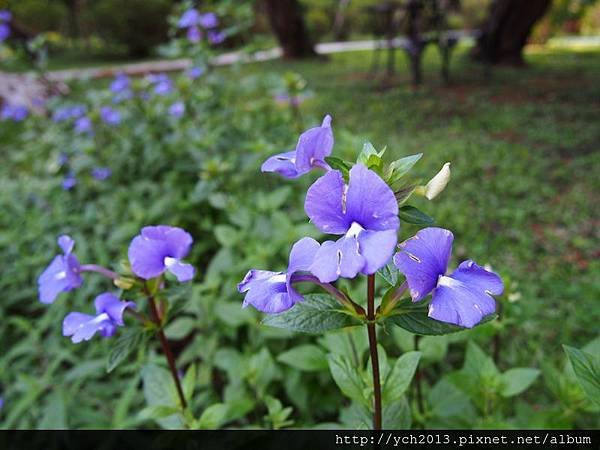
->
141, 364, 184, 429
197, 403, 229, 429
399, 205, 434, 225
107, 328, 148, 373
327, 353, 368, 406
262, 294, 362, 334
139, 404, 180, 421
357, 141, 385, 169
377, 262, 399, 286
382, 396, 411, 429
277, 345, 328, 372
325, 156, 353, 179
384, 297, 496, 336
164, 317, 195, 340
563, 345, 600, 406
382, 351, 421, 402
182, 364, 197, 402
500, 368, 540, 397
386, 153, 423, 185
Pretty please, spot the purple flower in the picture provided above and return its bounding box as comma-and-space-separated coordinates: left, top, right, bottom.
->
91, 167, 111, 180
0, 10, 11, 22
168, 101, 185, 118
0, 23, 9, 42
62, 172, 77, 190
199, 12, 218, 29
187, 66, 204, 79
208, 30, 225, 45
38, 235, 83, 304
262, 115, 333, 179
100, 106, 121, 125
238, 237, 320, 314
393, 227, 504, 328
110, 73, 130, 93
1, 104, 28, 121
57, 153, 69, 166
187, 26, 202, 43
128, 225, 195, 282
148, 73, 173, 96
74, 116, 93, 135
305, 164, 400, 282
63, 292, 136, 343
53, 105, 86, 122
178, 8, 200, 28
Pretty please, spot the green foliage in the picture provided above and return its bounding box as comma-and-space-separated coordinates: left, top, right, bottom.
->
563, 344, 600, 407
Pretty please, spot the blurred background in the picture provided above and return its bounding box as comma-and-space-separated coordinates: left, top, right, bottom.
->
0, 0, 598, 429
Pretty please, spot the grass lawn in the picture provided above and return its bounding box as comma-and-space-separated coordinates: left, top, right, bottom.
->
235, 44, 600, 369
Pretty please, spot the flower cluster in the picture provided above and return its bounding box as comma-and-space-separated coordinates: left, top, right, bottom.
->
0, 10, 10, 42
38, 226, 195, 343
178, 9, 224, 45
240, 115, 503, 328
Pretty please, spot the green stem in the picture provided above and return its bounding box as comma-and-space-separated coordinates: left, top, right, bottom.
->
367, 274, 382, 430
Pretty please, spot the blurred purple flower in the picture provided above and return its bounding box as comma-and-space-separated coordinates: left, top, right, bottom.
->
57, 153, 69, 166
110, 73, 130, 93
168, 101, 185, 118
238, 237, 320, 314
187, 66, 204, 79
52, 104, 86, 122
100, 106, 121, 125
74, 116, 93, 135
208, 30, 225, 45
1, 103, 28, 122
91, 167, 112, 181
262, 115, 333, 178
128, 225, 195, 282
178, 8, 200, 28
63, 292, 136, 343
62, 172, 77, 190
38, 235, 83, 304
0, 23, 9, 42
147, 73, 173, 96
199, 13, 218, 29
394, 227, 504, 328
0, 10, 11, 22
187, 25, 202, 43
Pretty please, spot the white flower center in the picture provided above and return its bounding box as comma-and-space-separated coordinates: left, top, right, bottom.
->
269, 273, 287, 283
164, 257, 178, 267
55, 271, 67, 280
346, 221, 364, 238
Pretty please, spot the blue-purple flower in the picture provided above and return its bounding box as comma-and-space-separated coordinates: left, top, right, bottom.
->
187, 26, 202, 43
199, 12, 218, 29
38, 235, 83, 304
262, 115, 333, 179
393, 227, 504, 328
52, 104, 86, 122
178, 9, 219, 43
62, 172, 77, 190
168, 101, 185, 118
128, 225, 195, 282
91, 167, 112, 180
238, 237, 320, 313
178, 8, 201, 28
110, 73, 130, 93
63, 292, 136, 343
208, 30, 225, 45
187, 66, 204, 79
305, 164, 400, 282
1, 103, 28, 122
74, 116, 93, 135
147, 73, 173, 96
100, 106, 121, 125
0, 10, 10, 42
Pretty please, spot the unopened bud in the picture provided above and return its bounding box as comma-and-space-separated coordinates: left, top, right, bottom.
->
114, 277, 135, 290
424, 162, 451, 200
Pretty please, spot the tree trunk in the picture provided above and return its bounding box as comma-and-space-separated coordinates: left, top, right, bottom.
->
263, 0, 317, 59
472, 0, 552, 66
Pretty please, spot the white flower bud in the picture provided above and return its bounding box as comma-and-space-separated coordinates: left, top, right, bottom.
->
424, 162, 451, 200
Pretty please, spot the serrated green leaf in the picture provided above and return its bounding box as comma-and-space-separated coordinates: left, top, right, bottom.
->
262, 294, 362, 334
277, 345, 328, 371
500, 368, 540, 397
377, 262, 399, 286
399, 205, 434, 225
563, 345, 600, 406
382, 351, 421, 402
328, 353, 368, 406
325, 156, 353, 180
107, 328, 148, 373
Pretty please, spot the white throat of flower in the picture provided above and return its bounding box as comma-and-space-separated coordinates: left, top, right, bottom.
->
269, 273, 287, 283
346, 221, 364, 238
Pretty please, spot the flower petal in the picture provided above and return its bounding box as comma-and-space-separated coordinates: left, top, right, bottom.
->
345, 164, 399, 231
310, 235, 365, 283
239, 270, 292, 314
94, 292, 136, 326
141, 226, 193, 259
38, 254, 82, 304
63, 312, 111, 344
286, 237, 320, 303
165, 258, 195, 282
429, 275, 496, 328
394, 227, 453, 301
261, 151, 301, 179
450, 260, 504, 296
305, 170, 350, 234
294, 115, 333, 173
358, 229, 398, 274
128, 234, 169, 279
58, 235, 75, 254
